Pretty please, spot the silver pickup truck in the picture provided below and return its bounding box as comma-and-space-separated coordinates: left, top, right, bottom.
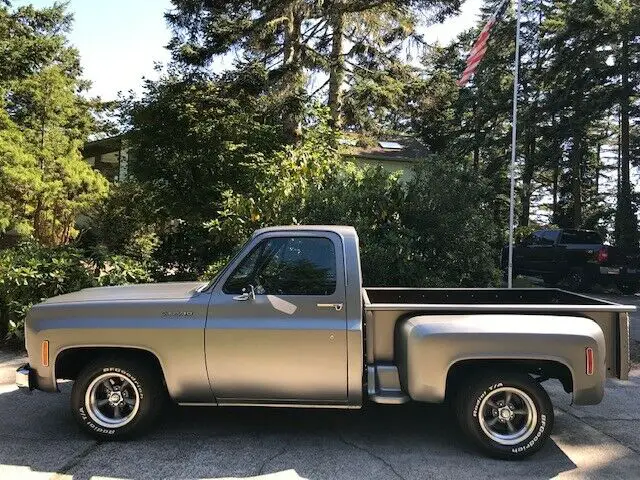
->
16, 226, 635, 459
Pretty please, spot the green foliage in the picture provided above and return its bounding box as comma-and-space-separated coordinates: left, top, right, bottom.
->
0, 243, 93, 340
206, 116, 500, 287
425, 0, 640, 242
0, 3, 109, 245
122, 69, 280, 222
0, 243, 152, 341
94, 255, 153, 287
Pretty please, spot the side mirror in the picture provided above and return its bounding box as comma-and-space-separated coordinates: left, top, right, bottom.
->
233, 284, 256, 301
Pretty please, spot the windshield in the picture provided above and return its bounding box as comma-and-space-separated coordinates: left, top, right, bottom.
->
200, 237, 253, 291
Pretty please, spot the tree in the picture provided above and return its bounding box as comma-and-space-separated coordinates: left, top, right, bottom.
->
0, 3, 108, 245
611, 0, 640, 253
166, 0, 462, 139
123, 67, 281, 223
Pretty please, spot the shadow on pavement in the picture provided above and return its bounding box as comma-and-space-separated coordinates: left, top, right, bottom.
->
0, 384, 577, 479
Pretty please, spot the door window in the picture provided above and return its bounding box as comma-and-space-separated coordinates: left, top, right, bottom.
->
541, 230, 559, 245
223, 236, 337, 296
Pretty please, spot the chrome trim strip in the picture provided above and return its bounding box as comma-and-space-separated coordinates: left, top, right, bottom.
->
365, 303, 636, 313
178, 402, 361, 409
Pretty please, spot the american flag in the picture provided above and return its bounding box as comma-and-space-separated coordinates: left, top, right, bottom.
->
457, 0, 510, 87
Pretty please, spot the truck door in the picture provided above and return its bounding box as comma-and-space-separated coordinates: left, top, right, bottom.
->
518, 231, 554, 274
205, 231, 348, 404
538, 230, 561, 273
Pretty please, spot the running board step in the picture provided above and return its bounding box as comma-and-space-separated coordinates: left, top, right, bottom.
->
367, 365, 410, 404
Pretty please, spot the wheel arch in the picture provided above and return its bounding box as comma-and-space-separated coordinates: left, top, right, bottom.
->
55, 346, 167, 386
445, 357, 574, 401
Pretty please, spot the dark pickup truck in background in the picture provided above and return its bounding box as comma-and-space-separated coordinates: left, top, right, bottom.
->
502, 229, 640, 293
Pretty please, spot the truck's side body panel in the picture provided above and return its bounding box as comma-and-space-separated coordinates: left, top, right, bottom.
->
25, 284, 213, 403
395, 314, 605, 405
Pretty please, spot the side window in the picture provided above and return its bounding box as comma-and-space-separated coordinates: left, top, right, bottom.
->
521, 234, 535, 246
223, 236, 337, 296
542, 230, 559, 245
523, 232, 544, 245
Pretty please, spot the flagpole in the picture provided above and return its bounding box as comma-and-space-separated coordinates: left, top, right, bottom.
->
507, 0, 522, 289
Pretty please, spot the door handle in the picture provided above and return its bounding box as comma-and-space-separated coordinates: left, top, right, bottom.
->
317, 303, 343, 311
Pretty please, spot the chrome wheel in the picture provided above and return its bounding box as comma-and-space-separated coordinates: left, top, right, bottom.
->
478, 387, 537, 445
85, 373, 140, 428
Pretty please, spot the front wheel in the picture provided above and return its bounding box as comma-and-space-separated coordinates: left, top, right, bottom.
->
71, 357, 166, 440
455, 372, 554, 459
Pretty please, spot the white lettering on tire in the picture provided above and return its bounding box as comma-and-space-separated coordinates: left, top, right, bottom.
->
81, 367, 144, 435
511, 414, 546, 453
473, 382, 503, 418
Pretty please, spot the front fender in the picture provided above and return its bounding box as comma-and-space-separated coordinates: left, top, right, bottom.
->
396, 314, 605, 405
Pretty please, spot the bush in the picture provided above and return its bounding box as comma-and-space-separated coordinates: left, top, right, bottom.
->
0, 243, 151, 342
209, 127, 501, 287
0, 243, 94, 340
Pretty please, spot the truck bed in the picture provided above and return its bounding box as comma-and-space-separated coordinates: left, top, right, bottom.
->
363, 288, 634, 380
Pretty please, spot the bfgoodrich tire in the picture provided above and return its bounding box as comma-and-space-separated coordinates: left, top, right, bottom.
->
455, 372, 554, 459
71, 357, 166, 440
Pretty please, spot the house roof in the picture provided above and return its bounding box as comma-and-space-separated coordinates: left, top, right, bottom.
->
82, 134, 125, 158
340, 135, 430, 163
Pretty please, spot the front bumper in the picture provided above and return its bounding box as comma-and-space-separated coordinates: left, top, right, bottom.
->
16, 364, 35, 393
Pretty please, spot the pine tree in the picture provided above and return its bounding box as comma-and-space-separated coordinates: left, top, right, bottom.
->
0, 3, 108, 245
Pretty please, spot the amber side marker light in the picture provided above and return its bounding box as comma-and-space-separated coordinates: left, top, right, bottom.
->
41, 340, 49, 367
585, 347, 594, 376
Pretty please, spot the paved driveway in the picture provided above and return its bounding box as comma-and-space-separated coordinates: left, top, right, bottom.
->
1, 354, 639, 480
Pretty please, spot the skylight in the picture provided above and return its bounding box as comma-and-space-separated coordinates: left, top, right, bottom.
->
378, 141, 404, 150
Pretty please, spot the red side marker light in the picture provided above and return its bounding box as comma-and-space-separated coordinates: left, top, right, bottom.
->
585, 347, 594, 376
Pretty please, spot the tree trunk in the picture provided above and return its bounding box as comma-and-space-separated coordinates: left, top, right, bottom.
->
595, 142, 601, 195
551, 115, 560, 224
519, 135, 535, 227
281, 4, 304, 143
615, 28, 638, 253
472, 100, 480, 171
552, 159, 559, 224
570, 134, 583, 228
33, 107, 47, 242
328, 10, 345, 130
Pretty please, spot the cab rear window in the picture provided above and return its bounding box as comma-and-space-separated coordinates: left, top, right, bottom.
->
560, 231, 602, 244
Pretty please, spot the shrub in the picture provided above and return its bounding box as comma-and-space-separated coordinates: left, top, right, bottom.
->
0, 243, 94, 340
0, 243, 152, 342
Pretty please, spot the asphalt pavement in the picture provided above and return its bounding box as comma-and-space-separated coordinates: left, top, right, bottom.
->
0, 292, 638, 479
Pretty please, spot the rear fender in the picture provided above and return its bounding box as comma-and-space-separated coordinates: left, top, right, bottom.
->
395, 314, 606, 405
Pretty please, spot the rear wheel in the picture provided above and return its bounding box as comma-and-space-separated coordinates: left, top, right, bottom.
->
71, 357, 166, 440
562, 268, 587, 292
455, 372, 554, 459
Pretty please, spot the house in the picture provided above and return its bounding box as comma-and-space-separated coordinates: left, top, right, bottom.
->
82, 134, 428, 182
338, 134, 429, 181
82, 134, 129, 182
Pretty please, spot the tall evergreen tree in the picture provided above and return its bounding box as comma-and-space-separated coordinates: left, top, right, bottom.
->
0, 3, 108, 245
